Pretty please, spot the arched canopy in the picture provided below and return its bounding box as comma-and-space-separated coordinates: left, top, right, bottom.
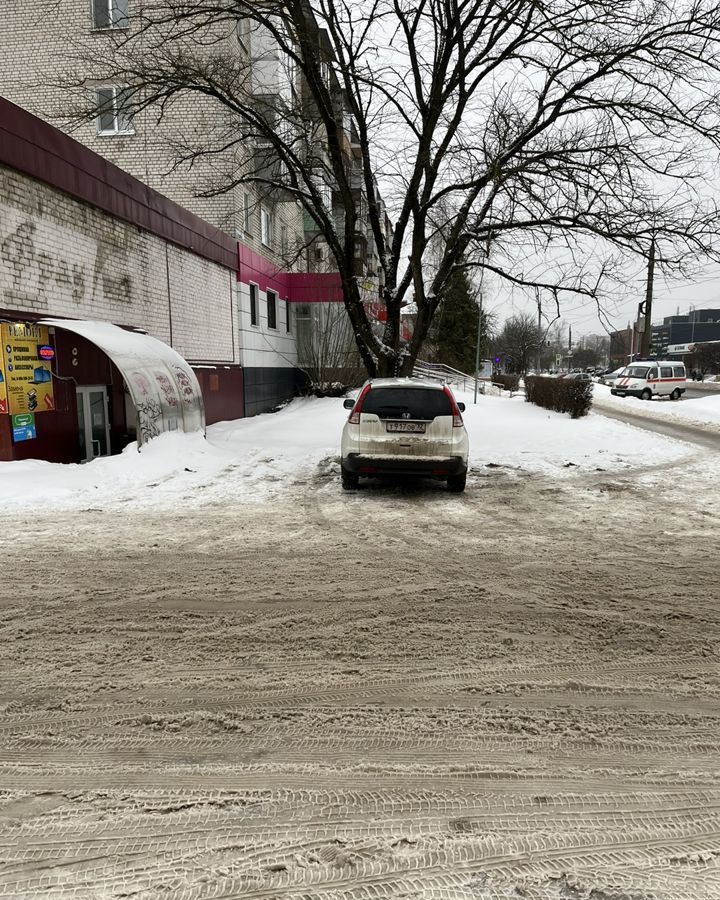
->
41, 318, 205, 446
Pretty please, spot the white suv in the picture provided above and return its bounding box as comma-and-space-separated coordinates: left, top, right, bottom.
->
340, 378, 470, 492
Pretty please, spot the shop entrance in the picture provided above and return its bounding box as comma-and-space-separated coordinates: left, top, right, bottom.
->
76, 385, 110, 462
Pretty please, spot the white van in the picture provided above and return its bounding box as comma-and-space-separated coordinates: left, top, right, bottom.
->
610, 361, 686, 400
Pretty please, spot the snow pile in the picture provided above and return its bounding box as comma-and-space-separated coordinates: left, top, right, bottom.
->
454, 388, 690, 474
592, 383, 720, 430
0, 389, 698, 512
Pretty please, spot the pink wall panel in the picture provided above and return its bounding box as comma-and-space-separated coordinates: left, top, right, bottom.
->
236, 244, 342, 302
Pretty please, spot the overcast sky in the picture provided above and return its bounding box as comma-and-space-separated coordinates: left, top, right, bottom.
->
483, 257, 720, 341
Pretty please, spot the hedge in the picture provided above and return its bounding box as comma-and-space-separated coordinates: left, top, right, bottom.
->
493, 374, 520, 392
524, 376, 593, 418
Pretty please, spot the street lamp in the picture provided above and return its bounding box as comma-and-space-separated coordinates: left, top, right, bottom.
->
473, 289, 483, 404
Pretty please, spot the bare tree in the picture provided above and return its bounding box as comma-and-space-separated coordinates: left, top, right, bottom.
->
296, 303, 367, 394
692, 341, 720, 375
491, 313, 542, 374
65, 0, 720, 376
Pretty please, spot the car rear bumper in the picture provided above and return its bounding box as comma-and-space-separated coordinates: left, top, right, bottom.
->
342, 453, 467, 478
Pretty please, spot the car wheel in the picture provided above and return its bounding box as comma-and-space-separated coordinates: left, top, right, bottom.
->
641, 389, 652, 401
341, 467, 359, 490
447, 473, 467, 493
671, 388, 681, 400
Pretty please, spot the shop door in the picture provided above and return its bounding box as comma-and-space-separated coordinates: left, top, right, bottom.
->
76, 386, 110, 462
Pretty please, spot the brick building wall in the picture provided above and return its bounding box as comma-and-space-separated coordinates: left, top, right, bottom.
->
0, 165, 235, 364
0, 0, 304, 261
0, 1, 308, 416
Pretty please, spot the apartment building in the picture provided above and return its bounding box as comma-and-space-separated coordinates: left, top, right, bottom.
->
0, 2, 392, 446
0, 1, 321, 416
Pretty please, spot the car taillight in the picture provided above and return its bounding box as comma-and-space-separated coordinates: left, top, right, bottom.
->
348, 383, 371, 424
443, 386, 464, 427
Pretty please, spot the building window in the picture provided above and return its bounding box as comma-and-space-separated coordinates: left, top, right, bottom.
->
93, 0, 129, 29
96, 87, 134, 135
237, 17, 251, 53
287, 53, 298, 101
249, 283, 259, 326
267, 290, 277, 329
285, 299, 291, 333
260, 207, 273, 247
280, 224, 288, 255
243, 192, 253, 234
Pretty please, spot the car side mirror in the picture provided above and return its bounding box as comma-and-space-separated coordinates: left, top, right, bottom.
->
456, 402, 466, 412
343, 398, 355, 410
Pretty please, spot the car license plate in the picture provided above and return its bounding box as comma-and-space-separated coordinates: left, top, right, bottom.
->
386, 421, 426, 433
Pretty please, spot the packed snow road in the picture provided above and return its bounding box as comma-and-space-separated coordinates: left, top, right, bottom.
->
1, 432, 720, 900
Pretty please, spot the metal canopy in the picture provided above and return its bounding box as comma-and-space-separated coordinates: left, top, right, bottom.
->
41, 318, 205, 446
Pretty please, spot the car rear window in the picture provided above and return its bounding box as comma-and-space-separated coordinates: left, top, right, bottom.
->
362, 387, 452, 420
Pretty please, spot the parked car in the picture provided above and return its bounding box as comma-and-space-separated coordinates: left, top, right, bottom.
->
567, 372, 593, 382
611, 361, 686, 400
340, 378, 470, 492
598, 367, 626, 385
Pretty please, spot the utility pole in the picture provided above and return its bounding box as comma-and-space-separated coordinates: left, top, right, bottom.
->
640, 237, 655, 357
568, 324, 572, 371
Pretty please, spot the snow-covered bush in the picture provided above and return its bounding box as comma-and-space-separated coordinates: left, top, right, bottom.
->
525, 376, 593, 419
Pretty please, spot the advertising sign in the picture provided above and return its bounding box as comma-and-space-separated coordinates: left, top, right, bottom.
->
667, 343, 695, 354
0, 323, 55, 415
11, 413, 36, 442
0, 357, 6, 414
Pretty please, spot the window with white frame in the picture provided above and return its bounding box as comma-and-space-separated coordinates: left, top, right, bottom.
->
285, 299, 291, 333
93, 0, 129, 29
96, 87, 134, 135
286, 52, 298, 101
267, 290, 277, 329
249, 283, 259, 326
320, 177, 332, 212
260, 207, 273, 247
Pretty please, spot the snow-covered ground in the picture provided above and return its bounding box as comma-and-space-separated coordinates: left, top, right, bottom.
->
1, 387, 713, 512
2, 387, 720, 900
593, 381, 720, 429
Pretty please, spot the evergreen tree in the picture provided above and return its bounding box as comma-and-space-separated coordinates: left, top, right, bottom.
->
430, 269, 487, 374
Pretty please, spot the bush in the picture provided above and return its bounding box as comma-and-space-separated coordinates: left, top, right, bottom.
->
524, 376, 593, 418
493, 373, 520, 392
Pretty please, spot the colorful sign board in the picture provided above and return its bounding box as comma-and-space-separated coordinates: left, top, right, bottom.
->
0, 357, 6, 414
11, 412, 36, 442
0, 323, 55, 415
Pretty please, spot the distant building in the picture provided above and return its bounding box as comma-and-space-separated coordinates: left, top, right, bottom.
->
651, 309, 720, 357
609, 327, 633, 366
